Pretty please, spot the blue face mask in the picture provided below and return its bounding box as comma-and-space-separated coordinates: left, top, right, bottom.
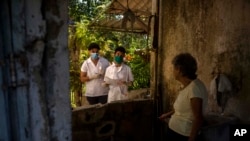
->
91, 53, 99, 60
114, 56, 123, 64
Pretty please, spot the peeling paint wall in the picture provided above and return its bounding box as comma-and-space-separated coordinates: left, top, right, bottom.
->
0, 0, 71, 141
158, 0, 250, 123
43, 1, 71, 141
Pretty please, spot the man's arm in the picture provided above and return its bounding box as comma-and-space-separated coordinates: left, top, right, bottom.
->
80, 72, 90, 82
80, 71, 101, 82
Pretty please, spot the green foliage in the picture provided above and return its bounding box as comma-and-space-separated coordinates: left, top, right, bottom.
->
125, 34, 151, 89
128, 55, 150, 90
69, 0, 110, 22
68, 0, 151, 106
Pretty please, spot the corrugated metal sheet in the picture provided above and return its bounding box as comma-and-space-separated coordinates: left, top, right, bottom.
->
90, 0, 152, 34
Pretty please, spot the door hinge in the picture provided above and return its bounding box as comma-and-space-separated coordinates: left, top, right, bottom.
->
6, 53, 29, 88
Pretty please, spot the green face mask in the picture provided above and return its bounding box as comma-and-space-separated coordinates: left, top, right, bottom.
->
114, 56, 123, 64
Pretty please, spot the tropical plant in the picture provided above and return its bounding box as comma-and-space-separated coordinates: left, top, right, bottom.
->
68, 0, 151, 107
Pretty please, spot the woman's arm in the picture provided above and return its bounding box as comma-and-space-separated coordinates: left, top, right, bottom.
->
189, 98, 203, 141
158, 110, 174, 121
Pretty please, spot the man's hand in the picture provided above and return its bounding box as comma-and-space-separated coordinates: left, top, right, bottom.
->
89, 74, 102, 80
117, 80, 126, 85
117, 80, 132, 86
101, 82, 109, 87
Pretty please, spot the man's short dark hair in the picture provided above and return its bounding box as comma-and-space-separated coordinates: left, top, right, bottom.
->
115, 46, 126, 54
88, 43, 100, 50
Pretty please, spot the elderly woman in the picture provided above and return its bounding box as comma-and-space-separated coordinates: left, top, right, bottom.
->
159, 53, 208, 141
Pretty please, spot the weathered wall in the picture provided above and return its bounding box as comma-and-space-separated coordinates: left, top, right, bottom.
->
72, 99, 153, 141
159, 0, 250, 122
0, 0, 71, 141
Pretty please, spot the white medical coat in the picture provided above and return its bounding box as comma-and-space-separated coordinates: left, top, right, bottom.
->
81, 57, 110, 97
104, 63, 134, 102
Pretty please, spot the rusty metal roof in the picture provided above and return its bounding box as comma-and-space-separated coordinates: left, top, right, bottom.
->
89, 0, 152, 34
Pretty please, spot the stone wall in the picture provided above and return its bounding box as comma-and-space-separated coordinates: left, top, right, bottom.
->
72, 99, 154, 141
158, 0, 250, 122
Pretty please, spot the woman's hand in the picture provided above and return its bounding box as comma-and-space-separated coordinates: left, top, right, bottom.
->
158, 111, 174, 121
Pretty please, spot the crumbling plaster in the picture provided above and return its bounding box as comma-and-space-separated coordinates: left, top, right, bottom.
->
158, 0, 250, 123
0, 0, 71, 141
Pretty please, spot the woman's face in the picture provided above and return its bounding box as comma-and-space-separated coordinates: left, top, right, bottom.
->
173, 65, 181, 80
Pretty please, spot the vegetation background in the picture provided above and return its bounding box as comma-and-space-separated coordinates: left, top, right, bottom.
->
68, 0, 150, 107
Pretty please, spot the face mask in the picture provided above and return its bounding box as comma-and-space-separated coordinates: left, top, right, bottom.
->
91, 53, 99, 60
114, 56, 123, 64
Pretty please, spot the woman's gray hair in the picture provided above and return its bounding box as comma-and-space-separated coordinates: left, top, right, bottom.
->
172, 53, 197, 80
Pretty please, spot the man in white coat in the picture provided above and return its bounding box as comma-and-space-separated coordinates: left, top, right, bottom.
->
104, 46, 134, 103
80, 43, 110, 105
